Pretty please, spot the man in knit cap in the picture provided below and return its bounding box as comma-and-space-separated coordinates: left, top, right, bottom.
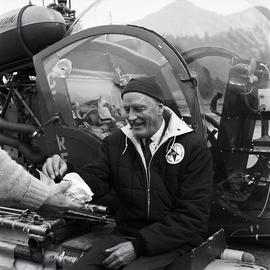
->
43, 76, 213, 269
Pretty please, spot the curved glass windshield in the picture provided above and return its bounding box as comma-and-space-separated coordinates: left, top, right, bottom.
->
43, 33, 190, 140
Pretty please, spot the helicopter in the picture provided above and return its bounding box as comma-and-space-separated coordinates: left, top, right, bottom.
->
0, 0, 270, 269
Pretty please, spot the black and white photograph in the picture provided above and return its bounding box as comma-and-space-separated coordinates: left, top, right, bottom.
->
0, 0, 270, 269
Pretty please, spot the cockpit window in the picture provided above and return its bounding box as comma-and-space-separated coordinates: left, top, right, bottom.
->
43, 34, 189, 140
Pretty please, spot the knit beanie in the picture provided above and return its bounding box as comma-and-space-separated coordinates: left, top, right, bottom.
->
121, 76, 164, 104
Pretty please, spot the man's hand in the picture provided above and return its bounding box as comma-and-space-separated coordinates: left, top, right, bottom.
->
44, 180, 83, 211
103, 241, 136, 269
42, 154, 67, 180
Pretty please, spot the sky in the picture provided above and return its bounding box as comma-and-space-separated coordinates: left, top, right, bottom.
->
0, 0, 270, 17
191, 0, 270, 14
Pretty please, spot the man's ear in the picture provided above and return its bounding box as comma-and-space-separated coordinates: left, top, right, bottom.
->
157, 102, 164, 115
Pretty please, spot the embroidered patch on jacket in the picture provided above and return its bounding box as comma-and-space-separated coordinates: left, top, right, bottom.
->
166, 143, 185, 164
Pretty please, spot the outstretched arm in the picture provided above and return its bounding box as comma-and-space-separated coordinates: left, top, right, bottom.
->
0, 149, 81, 211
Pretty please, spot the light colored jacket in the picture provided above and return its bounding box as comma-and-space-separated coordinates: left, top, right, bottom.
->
0, 149, 49, 209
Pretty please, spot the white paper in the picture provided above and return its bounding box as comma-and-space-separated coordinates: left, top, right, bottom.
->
63, 172, 94, 203
38, 170, 94, 204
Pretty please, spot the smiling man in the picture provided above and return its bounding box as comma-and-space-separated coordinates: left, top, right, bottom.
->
43, 76, 213, 270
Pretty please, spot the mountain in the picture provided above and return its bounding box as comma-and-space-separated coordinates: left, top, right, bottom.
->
131, 0, 270, 100
133, 0, 269, 38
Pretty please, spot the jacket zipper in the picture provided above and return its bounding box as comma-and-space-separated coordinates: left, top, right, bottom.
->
141, 139, 174, 218
137, 148, 152, 219
145, 140, 169, 218
146, 159, 152, 218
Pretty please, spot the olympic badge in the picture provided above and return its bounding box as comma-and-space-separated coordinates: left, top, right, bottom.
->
166, 143, 185, 164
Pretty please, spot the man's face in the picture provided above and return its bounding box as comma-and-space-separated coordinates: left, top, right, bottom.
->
122, 92, 164, 138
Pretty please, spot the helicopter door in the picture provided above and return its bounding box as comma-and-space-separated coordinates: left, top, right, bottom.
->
33, 25, 202, 171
